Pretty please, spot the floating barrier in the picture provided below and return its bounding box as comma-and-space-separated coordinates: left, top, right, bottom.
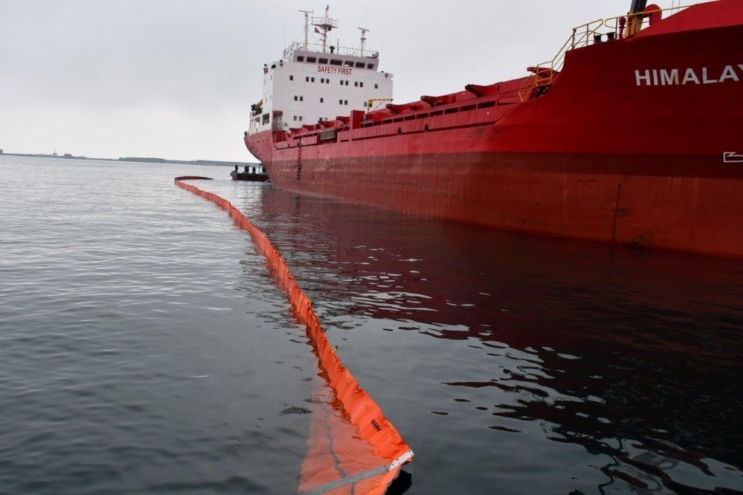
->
175, 177, 413, 494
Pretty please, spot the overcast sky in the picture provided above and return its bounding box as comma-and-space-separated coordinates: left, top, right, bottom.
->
2, 0, 629, 161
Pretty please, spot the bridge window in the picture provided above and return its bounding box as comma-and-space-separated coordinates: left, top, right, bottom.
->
319, 58, 328, 64
355, 62, 365, 68
367, 63, 375, 69
344, 61, 353, 67
360, 82, 364, 87
297, 56, 304, 62
307, 56, 317, 63
330, 59, 342, 66
354, 81, 358, 87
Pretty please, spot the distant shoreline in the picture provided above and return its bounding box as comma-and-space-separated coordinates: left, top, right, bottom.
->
0, 152, 257, 167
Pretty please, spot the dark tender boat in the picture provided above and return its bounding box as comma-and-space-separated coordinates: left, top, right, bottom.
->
230, 165, 270, 182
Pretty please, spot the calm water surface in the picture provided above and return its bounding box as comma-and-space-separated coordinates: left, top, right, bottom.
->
1, 156, 742, 494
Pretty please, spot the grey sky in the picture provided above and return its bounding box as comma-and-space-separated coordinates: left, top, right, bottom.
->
2, 0, 628, 161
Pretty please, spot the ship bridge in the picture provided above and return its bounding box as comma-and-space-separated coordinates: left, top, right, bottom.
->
249, 7, 393, 136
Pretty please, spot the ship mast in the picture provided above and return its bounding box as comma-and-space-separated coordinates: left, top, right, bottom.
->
299, 10, 313, 50
311, 5, 338, 53
358, 27, 369, 57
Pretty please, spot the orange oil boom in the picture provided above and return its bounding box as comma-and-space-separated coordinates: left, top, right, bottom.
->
174, 177, 413, 494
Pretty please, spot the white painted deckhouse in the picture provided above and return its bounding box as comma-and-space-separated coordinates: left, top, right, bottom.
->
248, 7, 394, 135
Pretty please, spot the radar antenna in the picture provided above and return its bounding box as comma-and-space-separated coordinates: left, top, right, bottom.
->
358, 27, 369, 57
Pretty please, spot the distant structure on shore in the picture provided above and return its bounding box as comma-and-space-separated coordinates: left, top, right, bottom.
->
119, 157, 167, 163
0, 151, 255, 167
118, 157, 258, 167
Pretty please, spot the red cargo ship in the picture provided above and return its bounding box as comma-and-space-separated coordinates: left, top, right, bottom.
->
245, 1, 743, 258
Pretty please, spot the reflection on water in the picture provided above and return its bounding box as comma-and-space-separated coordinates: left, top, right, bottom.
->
209, 184, 743, 494
0, 158, 315, 495
3, 155, 740, 495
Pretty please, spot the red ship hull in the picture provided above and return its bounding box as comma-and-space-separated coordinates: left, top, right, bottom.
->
246, 1, 743, 258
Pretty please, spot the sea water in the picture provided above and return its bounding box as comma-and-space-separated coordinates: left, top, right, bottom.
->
1, 155, 742, 494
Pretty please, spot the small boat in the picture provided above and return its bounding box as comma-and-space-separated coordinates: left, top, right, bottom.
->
230, 165, 270, 182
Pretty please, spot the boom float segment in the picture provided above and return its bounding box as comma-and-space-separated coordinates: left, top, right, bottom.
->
174, 177, 413, 494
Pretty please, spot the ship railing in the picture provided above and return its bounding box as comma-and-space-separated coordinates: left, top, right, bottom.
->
518, 18, 602, 101
567, 18, 606, 52
283, 41, 379, 60
311, 15, 338, 30
602, 3, 693, 40
518, 3, 694, 101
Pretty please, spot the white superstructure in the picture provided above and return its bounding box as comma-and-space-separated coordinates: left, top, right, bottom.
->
248, 7, 394, 135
